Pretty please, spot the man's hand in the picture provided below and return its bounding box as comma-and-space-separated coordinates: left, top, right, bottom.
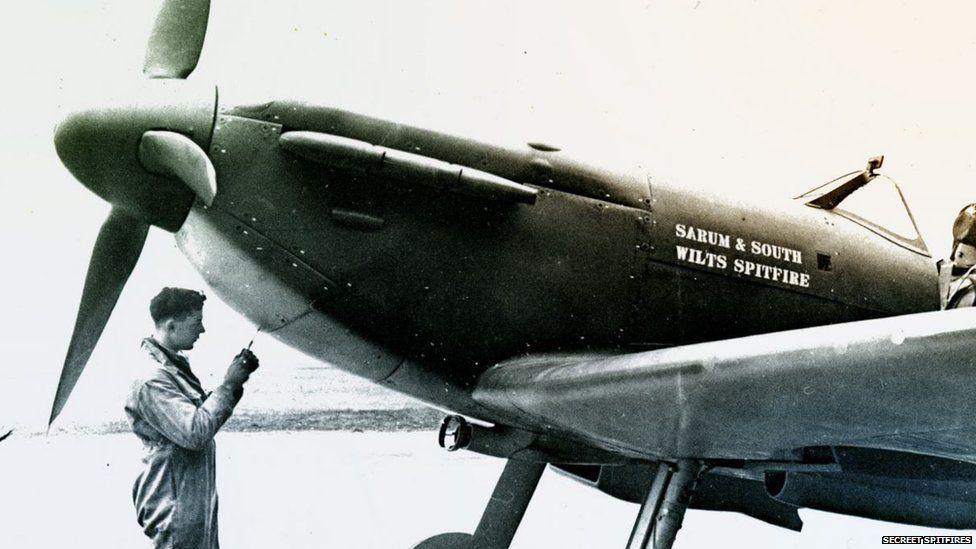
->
225, 349, 260, 388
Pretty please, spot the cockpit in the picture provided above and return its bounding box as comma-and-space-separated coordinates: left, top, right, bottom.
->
796, 157, 929, 256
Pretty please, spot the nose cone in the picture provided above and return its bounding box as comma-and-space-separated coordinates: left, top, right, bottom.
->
55, 81, 217, 231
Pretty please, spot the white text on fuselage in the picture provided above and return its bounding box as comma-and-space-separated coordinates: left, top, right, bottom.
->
674, 224, 810, 288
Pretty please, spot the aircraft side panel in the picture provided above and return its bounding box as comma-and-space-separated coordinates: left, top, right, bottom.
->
633, 182, 937, 345
193, 110, 648, 392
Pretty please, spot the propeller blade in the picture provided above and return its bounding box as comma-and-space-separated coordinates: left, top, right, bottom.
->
49, 210, 150, 425
139, 131, 217, 206
144, 0, 212, 79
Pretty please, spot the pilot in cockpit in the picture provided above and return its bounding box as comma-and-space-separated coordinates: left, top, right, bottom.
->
940, 203, 976, 309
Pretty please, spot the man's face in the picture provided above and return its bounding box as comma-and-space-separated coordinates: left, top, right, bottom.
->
955, 243, 976, 270
167, 309, 205, 351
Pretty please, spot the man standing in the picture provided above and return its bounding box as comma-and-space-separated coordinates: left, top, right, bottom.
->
125, 287, 259, 548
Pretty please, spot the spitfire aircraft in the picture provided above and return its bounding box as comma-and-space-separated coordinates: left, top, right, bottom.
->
49, 1, 976, 548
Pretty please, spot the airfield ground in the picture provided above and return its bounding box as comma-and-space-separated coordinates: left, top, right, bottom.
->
0, 428, 960, 548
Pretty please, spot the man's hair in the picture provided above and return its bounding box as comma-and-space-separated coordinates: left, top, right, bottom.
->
150, 287, 206, 325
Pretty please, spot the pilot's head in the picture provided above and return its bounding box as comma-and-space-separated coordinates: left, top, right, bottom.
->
150, 287, 207, 351
952, 204, 976, 270
954, 243, 976, 270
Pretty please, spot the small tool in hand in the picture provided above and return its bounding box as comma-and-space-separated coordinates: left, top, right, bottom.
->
246, 326, 261, 350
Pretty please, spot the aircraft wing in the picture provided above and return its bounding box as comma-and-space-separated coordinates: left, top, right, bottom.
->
472, 308, 976, 464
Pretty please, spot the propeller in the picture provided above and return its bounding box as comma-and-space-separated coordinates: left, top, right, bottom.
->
140, 131, 218, 206
49, 124, 217, 425
144, 0, 212, 79
49, 0, 217, 425
49, 211, 149, 424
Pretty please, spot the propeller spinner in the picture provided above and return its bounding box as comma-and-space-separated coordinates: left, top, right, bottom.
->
50, 0, 215, 425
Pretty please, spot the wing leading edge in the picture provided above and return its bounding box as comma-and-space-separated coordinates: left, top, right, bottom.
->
472, 308, 976, 464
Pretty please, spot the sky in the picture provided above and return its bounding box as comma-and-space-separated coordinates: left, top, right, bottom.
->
2, 1, 976, 544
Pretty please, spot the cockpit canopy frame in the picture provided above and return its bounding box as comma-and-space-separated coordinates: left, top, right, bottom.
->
796, 160, 929, 257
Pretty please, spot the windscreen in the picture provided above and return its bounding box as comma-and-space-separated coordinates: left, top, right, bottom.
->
836, 175, 920, 241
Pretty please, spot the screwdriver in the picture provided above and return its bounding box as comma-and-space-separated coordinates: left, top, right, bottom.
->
246, 326, 261, 350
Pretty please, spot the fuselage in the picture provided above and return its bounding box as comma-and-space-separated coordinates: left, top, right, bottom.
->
174, 95, 938, 418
